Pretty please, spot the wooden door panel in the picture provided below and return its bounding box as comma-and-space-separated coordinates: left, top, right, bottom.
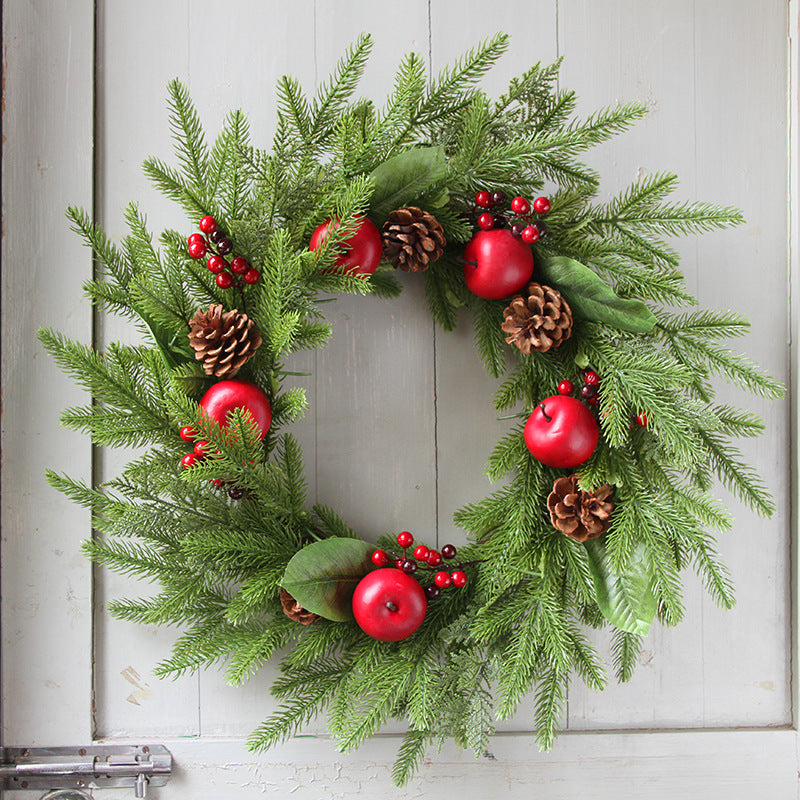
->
3, 0, 797, 796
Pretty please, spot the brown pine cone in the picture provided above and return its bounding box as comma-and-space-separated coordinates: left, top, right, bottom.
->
501, 283, 573, 354
188, 304, 262, 378
382, 206, 446, 272
279, 588, 320, 625
547, 475, 614, 543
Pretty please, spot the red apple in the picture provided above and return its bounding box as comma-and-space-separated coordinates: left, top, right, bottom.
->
199, 379, 271, 440
352, 568, 427, 642
309, 216, 383, 276
524, 395, 599, 468
462, 229, 534, 299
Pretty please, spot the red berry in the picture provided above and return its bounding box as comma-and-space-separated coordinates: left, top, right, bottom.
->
401, 558, 417, 574
216, 237, 233, 255
425, 550, 442, 567
395, 559, 405, 570
434, 571, 452, 589
231, 256, 249, 275
210, 478, 224, 487
179, 426, 197, 442
441, 543, 457, 559
510, 221, 525, 238
413, 545, 430, 561
207, 255, 227, 274
397, 531, 414, 549
372, 550, 389, 567
425, 584, 441, 600
490, 190, 507, 207
635, 411, 649, 427
181, 453, 197, 469
451, 570, 468, 588
188, 233, 206, 246
521, 225, 540, 244
580, 384, 598, 400
558, 380, 574, 396
477, 212, 495, 230
587, 396, 598, 406
242, 267, 260, 284
475, 190, 492, 208
199, 215, 217, 234
584, 371, 600, 386
533, 196, 551, 215
216, 271, 233, 289
511, 196, 530, 215
194, 440, 210, 457
188, 240, 207, 259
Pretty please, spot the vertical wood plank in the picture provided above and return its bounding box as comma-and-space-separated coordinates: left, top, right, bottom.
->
1, 0, 94, 744
428, 0, 560, 730
692, 0, 790, 727
428, 4, 559, 551
557, 0, 705, 729
93, 0, 200, 738
313, 2, 436, 543
189, 0, 318, 735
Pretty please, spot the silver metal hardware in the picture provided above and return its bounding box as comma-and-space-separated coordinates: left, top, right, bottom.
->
0, 745, 171, 797
40, 791, 93, 800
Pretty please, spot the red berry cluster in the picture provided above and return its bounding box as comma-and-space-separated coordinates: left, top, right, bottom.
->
179, 425, 210, 468
187, 215, 260, 289
371, 531, 471, 600
558, 370, 600, 405
178, 425, 247, 499
474, 190, 551, 242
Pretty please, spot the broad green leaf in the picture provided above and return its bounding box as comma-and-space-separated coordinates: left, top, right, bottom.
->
281, 537, 374, 622
584, 538, 657, 635
537, 255, 657, 333
367, 146, 447, 221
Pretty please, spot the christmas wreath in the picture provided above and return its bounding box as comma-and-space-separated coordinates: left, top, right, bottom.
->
42, 33, 783, 785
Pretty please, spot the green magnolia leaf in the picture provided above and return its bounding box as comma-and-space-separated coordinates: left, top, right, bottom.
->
537, 255, 657, 333
281, 537, 374, 622
367, 146, 447, 222
584, 538, 658, 635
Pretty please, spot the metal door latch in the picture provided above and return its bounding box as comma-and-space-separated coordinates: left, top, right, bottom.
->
0, 745, 171, 798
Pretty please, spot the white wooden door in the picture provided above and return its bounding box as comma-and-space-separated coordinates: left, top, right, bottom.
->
3, 1, 799, 797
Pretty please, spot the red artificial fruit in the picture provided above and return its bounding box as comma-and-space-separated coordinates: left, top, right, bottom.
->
352, 568, 427, 642
524, 395, 599, 468
462, 229, 534, 299
309, 216, 383, 276
199, 379, 272, 440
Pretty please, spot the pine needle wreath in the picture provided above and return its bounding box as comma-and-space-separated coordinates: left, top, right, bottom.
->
41, 32, 783, 785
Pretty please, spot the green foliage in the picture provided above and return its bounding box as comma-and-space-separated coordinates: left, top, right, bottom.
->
43, 34, 782, 788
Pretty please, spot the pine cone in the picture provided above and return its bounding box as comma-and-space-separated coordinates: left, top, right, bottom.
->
547, 475, 614, 543
188, 304, 262, 378
501, 283, 573, 354
382, 206, 446, 272
279, 588, 320, 625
